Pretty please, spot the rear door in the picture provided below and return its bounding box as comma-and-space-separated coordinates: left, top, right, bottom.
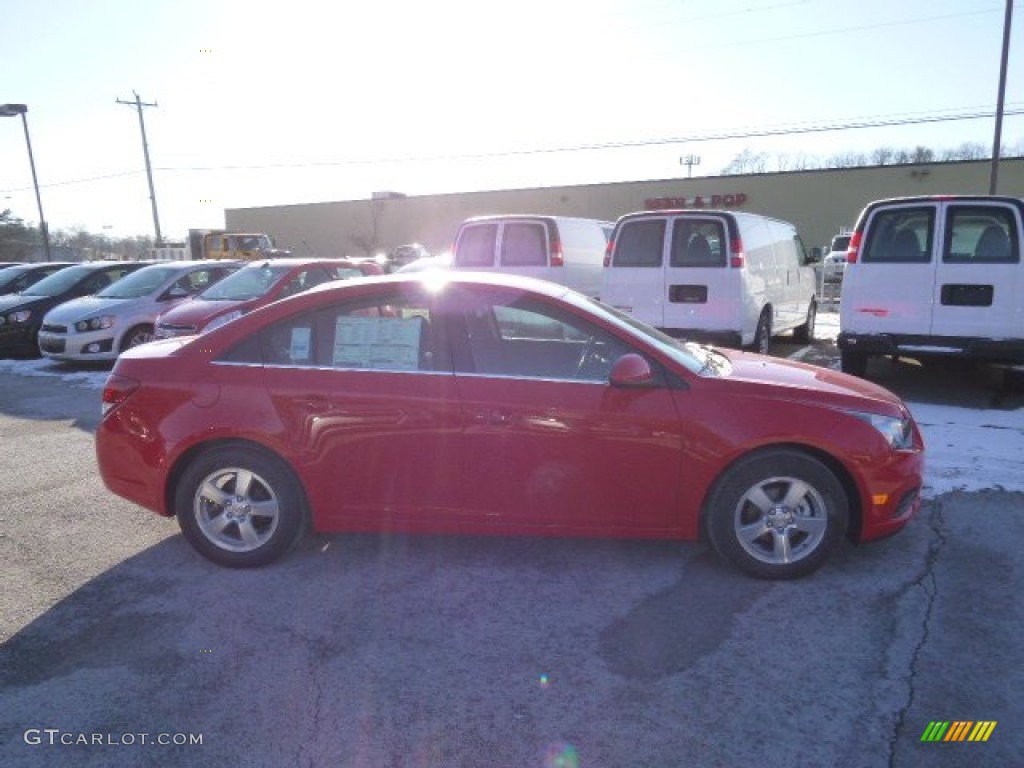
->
931, 201, 1021, 339
662, 215, 740, 334
844, 202, 937, 335
603, 216, 668, 328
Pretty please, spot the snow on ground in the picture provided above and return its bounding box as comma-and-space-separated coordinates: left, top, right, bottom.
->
2, 311, 1022, 497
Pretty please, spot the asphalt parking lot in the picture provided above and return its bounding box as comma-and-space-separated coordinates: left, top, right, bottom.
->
2, 317, 1022, 767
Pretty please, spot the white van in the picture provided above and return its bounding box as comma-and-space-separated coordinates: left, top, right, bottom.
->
838, 195, 1023, 376
451, 215, 613, 298
601, 210, 818, 352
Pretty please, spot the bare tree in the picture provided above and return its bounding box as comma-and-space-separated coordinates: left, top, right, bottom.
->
870, 147, 896, 165
721, 149, 769, 175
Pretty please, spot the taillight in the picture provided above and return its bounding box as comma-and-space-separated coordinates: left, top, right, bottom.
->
102, 374, 140, 417
730, 238, 745, 268
604, 239, 614, 267
550, 236, 564, 267
847, 231, 863, 264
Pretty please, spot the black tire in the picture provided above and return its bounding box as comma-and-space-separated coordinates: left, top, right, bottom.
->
751, 311, 771, 355
840, 348, 868, 377
120, 324, 155, 352
175, 445, 307, 568
706, 449, 848, 580
793, 300, 816, 344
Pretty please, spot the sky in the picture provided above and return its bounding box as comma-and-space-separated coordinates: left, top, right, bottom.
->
1, 0, 1022, 240
0, 312, 1019, 495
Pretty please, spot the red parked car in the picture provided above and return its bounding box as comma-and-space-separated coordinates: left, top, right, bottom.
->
97, 272, 924, 579
153, 257, 380, 339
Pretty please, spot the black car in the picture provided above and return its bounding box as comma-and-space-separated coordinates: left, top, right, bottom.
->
0, 262, 151, 357
0, 262, 76, 297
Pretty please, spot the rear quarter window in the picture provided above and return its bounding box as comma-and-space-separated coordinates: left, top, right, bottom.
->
943, 206, 1018, 264
455, 224, 498, 267
500, 222, 548, 267
862, 207, 934, 263
612, 219, 666, 267
670, 219, 726, 267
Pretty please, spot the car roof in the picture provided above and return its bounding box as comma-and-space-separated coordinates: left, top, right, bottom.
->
236, 258, 355, 268
305, 268, 574, 300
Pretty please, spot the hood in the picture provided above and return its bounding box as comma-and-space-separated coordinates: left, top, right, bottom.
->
42, 296, 125, 324
0, 293, 50, 313
158, 297, 247, 327
716, 349, 906, 412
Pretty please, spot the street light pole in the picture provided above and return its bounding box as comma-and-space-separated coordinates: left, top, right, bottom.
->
0, 103, 52, 261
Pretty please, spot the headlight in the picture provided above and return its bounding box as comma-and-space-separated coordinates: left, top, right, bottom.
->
203, 309, 243, 332
3, 309, 31, 325
75, 316, 115, 332
850, 411, 914, 450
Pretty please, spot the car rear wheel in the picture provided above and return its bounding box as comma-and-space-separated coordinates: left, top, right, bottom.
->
706, 449, 848, 579
840, 348, 868, 377
175, 446, 307, 568
793, 300, 816, 344
751, 311, 771, 355
121, 324, 155, 351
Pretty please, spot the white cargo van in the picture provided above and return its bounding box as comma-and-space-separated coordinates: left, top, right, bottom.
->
451, 215, 613, 298
601, 209, 818, 352
838, 195, 1023, 376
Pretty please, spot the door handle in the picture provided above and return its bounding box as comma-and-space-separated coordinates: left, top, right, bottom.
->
471, 409, 513, 426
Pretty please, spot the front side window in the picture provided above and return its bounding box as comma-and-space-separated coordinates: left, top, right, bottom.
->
943, 206, 1018, 264
861, 207, 934, 263
500, 222, 547, 266
612, 219, 665, 267
457, 293, 632, 382
669, 219, 726, 267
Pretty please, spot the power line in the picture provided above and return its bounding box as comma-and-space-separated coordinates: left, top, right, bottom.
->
3, 103, 1023, 194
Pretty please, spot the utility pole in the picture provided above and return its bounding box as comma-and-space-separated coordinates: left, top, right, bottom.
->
989, 0, 1013, 194
117, 91, 162, 243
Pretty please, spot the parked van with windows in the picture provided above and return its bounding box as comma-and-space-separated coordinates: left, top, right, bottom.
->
451, 215, 613, 298
838, 195, 1023, 376
601, 209, 818, 352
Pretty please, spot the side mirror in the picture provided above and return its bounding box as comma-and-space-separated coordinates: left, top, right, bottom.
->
609, 353, 656, 388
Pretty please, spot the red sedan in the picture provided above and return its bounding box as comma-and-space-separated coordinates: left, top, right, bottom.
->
96, 272, 924, 579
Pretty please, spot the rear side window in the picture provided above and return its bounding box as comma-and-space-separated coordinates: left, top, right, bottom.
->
943, 206, 1018, 264
500, 222, 548, 266
862, 207, 934, 263
612, 219, 665, 267
669, 219, 726, 267
454, 224, 497, 267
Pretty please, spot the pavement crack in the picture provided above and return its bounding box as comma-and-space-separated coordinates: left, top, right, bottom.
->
887, 497, 948, 767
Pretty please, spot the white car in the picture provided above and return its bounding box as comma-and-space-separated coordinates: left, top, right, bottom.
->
822, 250, 848, 282
38, 260, 239, 362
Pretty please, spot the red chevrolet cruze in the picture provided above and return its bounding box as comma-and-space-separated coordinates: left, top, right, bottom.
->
96, 272, 924, 579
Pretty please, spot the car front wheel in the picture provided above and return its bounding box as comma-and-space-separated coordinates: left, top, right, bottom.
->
706, 449, 848, 579
175, 446, 307, 567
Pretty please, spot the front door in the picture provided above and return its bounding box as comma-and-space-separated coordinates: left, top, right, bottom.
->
442, 285, 685, 533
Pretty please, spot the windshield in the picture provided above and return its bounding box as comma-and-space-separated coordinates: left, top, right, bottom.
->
23, 265, 93, 297
97, 265, 178, 299
199, 265, 290, 301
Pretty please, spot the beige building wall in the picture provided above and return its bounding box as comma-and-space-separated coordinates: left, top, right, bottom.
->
225, 158, 1024, 259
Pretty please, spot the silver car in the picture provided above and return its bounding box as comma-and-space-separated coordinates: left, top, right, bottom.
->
38, 260, 239, 362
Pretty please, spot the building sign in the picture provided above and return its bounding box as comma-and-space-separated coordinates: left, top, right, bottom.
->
644, 193, 749, 210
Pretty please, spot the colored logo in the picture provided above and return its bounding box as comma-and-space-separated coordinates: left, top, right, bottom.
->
921, 721, 997, 742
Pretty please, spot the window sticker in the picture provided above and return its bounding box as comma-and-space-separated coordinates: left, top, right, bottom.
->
333, 316, 422, 370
